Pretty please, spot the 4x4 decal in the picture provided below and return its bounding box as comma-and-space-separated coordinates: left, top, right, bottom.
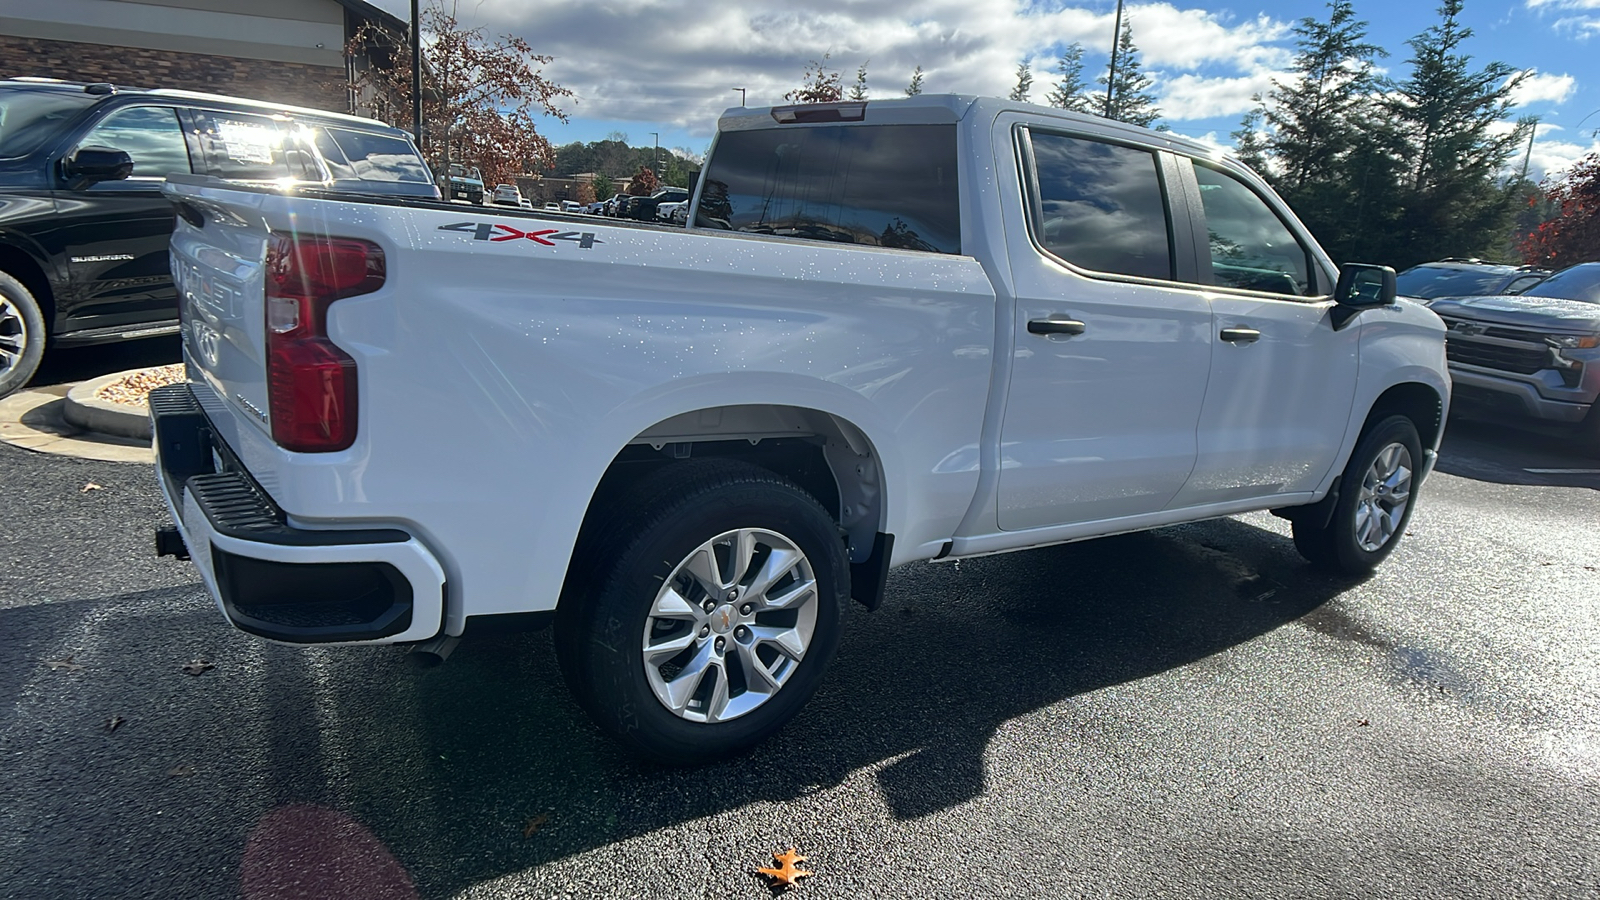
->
438, 221, 602, 249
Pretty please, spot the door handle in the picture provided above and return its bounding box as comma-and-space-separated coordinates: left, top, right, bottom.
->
1220, 326, 1261, 344
1027, 318, 1087, 336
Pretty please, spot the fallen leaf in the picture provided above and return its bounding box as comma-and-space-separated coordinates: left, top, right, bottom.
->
757, 847, 813, 890
81, 482, 103, 493
43, 656, 85, 673
1355, 719, 1370, 727
167, 765, 195, 778
182, 659, 214, 676
521, 814, 549, 838
104, 715, 125, 732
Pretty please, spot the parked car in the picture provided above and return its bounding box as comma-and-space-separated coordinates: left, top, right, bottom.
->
490, 183, 522, 207
561, 200, 583, 213
630, 187, 689, 222
444, 163, 484, 204
601, 193, 625, 216
1430, 261, 1600, 452
1396, 259, 1550, 305
519, 198, 532, 209
0, 77, 437, 398
154, 94, 1447, 763
656, 199, 688, 225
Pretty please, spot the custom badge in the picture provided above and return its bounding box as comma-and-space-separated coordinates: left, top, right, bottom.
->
437, 221, 602, 249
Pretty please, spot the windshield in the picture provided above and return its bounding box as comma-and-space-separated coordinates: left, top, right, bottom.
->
0, 89, 97, 158
1521, 264, 1600, 304
1395, 265, 1513, 300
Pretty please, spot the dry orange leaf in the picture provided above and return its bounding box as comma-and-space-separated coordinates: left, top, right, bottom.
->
757, 847, 812, 889
521, 814, 549, 838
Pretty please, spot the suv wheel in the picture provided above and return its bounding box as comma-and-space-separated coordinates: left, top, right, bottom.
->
556, 459, 848, 764
1292, 415, 1423, 576
0, 272, 46, 399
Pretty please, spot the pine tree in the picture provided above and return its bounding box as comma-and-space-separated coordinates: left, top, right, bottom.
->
1009, 62, 1033, 102
1045, 43, 1092, 112
905, 65, 924, 97
1265, 0, 1385, 192
848, 60, 869, 101
1385, 0, 1528, 267
1230, 102, 1269, 174
1095, 21, 1160, 128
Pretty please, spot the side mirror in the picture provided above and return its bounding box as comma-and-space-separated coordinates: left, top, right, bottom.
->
1334, 263, 1397, 308
62, 146, 135, 189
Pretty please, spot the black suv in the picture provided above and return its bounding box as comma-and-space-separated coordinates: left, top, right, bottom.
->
0, 79, 438, 398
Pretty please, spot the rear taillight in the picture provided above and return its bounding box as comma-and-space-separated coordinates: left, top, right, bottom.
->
264, 235, 385, 452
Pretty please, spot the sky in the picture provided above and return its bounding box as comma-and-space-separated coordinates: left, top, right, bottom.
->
369, 0, 1600, 180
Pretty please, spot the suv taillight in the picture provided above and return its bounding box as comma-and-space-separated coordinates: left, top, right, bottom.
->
264, 235, 384, 452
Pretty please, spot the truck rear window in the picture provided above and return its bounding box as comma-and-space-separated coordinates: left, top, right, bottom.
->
695, 124, 961, 255
316, 128, 431, 183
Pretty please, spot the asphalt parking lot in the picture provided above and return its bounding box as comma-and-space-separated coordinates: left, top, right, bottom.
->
2, 343, 1597, 899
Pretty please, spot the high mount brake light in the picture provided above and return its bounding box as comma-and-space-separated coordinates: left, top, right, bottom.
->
770, 102, 867, 124
264, 235, 384, 452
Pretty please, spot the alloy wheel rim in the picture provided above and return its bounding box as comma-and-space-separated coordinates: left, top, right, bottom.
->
1354, 442, 1413, 553
0, 295, 28, 376
641, 528, 818, 723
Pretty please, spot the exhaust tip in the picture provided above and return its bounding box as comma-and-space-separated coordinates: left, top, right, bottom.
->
407, 634, 460, 668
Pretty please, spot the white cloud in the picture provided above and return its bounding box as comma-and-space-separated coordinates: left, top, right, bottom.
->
1508, 70, 1577, 106
1525, 0, 1600, 36
1525, 135, 1600, 181
1160, 70, 1277, 120
367, 0, 1297, 133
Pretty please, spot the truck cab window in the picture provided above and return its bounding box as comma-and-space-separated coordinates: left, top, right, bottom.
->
75, 106, 191, 178
1189, 161, 1314, 296
695, 124, 961, 255
1026, 132, 1173, 281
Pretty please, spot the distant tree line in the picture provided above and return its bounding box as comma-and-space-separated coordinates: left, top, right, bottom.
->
548, 137, 699, 190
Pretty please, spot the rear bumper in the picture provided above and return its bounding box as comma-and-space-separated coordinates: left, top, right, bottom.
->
149, 383, 445, 645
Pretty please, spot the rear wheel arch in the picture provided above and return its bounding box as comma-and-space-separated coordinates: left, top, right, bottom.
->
559, 404, 891, 615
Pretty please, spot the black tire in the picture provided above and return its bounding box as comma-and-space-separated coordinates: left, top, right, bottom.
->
555, 459, 849, 764
0, 271, 46, 400
1292, 415, 1424, 576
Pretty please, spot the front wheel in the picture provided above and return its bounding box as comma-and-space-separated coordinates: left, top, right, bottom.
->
1292, 415, 1423, 576
556, 459, 849, 764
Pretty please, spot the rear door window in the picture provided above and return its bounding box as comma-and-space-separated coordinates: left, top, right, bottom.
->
695, 123, 961, 254
190, 110, 321, 181
1025, 132, 1173, 281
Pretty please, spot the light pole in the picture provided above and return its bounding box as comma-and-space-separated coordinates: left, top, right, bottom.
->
733, 87, 746, 107
650, 131, 659, 180
1105, 0, 1124, 116
411, 0, 422, 141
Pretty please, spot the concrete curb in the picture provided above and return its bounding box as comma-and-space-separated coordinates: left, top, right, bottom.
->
63, 370, 154, 441
0, 386, 154, 463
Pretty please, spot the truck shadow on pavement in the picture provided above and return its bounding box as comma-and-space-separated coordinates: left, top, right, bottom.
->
0, 516, 1358, 899
364, 515, 1354, 895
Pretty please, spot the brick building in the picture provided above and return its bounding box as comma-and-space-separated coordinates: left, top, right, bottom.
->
0, 0, 406, 113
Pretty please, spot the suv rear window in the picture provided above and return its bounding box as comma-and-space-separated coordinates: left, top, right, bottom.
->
315, 127, 430, 183
191, 111, 321, 182
695, 123, 961, 254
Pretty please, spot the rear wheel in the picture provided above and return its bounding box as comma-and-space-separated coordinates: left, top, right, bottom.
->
0, 272, 46, 400
556, 459, 848, 764
1292, 415, 1423, 576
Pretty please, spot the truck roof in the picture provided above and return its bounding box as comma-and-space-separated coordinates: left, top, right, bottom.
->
0, 79, 407, 133
717, 93, 1238, 169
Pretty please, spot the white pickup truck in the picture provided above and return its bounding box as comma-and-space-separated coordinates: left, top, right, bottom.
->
152, 95, 1449, 763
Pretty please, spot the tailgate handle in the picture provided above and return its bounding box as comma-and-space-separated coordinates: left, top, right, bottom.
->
1220, 327, 1262, 344
1027, 318, 1087, 336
